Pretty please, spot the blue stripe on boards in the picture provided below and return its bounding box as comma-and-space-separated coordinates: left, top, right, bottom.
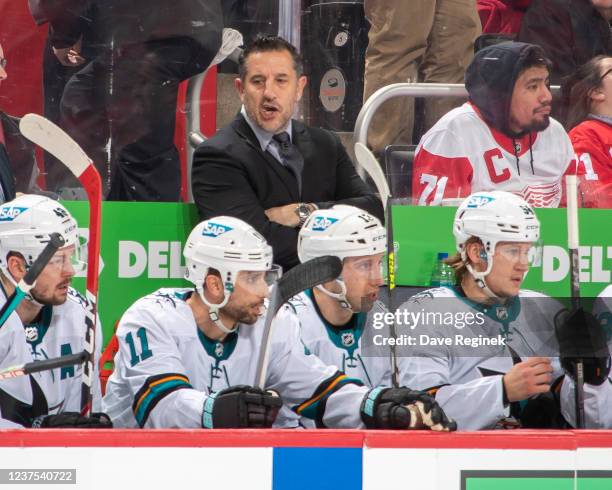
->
272, 447, 362, 490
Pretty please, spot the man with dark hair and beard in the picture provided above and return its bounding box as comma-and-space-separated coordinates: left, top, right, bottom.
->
412, 42, 574, 208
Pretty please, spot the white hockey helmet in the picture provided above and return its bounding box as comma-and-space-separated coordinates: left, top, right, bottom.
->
298, 205, 386, 263
453, 191, 541, 294
183, 216, 277, 333
0, 194, 81, 273
298, 205, 386, 310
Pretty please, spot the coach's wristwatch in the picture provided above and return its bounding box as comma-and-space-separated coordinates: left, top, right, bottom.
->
295, 203, 316, 228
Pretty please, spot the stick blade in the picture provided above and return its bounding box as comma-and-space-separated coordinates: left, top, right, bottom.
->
278, 255, 343, 303
354, 142, 391, 204
19, 113, 91, 178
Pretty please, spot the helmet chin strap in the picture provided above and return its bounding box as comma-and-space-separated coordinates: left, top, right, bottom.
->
197, 286, 238, 334
463, 251, 499, 299
1, 267, 44, 308
316, 280, 354, 313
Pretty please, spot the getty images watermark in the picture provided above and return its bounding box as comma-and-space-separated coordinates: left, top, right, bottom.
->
369, 308, 504, 348
359, 296, 589, 358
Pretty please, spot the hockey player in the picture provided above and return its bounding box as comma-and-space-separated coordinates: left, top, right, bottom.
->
412, 42, 574, 208
397, 191, 611, 429
103, 216, 456, 431
0, 308, 39, 428
0, 194, 109, 428
293, 205, 391, 389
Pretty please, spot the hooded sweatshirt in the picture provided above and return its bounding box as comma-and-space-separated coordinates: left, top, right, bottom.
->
412, 42, 574, 208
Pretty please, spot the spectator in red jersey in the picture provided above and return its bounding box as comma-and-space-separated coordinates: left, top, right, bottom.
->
562, 55, 612, 208
412, 42, 574, 208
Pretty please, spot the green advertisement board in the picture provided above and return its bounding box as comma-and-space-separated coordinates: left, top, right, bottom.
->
64, 201, 198, 346
462, 470, 612, 490
62, 201, 611, 347
391, 205, 612, 298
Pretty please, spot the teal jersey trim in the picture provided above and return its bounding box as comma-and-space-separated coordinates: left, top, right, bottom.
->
304, 288, 366, 358
134, 375, 192, 427
449, 285, 521, 340
197, 327, 239, 362
23, 305, 53, 351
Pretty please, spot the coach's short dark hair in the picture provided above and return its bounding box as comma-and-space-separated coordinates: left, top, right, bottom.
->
238, 35, 303, 80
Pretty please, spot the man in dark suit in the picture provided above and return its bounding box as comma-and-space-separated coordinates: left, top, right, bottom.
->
192, 36, 383, 271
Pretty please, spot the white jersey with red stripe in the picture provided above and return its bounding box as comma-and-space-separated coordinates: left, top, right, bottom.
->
568, 119, 612, 208
412, 103, 574, 207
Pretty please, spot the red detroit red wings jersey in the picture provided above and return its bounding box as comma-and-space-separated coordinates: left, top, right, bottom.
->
412, 103, 574, 207
569, 119, 612, 209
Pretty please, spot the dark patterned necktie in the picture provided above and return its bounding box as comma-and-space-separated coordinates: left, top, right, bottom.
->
273, 132, 304, 195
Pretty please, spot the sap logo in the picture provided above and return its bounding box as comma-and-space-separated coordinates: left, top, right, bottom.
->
312, 216, 338, 231
119, 241, 185, 279
202, 223, 233, 238
0, 206, 27, 221
467, 196, 495, 208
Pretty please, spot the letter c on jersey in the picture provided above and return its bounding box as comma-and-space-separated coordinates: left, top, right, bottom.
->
484, 149, 511, 184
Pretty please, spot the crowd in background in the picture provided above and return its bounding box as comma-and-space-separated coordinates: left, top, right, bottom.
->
0, 0, 609, 209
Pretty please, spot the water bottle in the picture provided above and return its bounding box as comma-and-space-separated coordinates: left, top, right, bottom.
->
430, 252, 455, 287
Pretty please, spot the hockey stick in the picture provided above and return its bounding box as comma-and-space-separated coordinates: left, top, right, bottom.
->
385, 198, 400, 388
0, 350, 88, 381
566, 174, 585, 429
255, 255, 343, 389
354, 143, 391, 210
0, 233, 65, 328
19, 114, 102, 417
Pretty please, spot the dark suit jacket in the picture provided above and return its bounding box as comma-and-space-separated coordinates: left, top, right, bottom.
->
191, 114, 384, 271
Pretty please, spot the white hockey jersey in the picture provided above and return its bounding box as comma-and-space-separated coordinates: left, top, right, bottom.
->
0, 310, 40, 427
291, 290, 391, 388
102, 288, 370, 429
397, 286, 612, 430
412, 103, 574, 207
3, 286, 103, 417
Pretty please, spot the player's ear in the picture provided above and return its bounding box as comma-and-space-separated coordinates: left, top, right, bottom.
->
466, 242, 486, 266
6, 254, 26, 281
203, 273, 224, 300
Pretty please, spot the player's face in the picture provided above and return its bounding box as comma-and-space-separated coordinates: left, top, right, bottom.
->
223, 270, 274, 325
0, 44, 7, 86
508, 66, 552, 134
235, 49, 307, 134
486, 242, 533, 297
31, 246, 77, 305
341, 253, 385, 312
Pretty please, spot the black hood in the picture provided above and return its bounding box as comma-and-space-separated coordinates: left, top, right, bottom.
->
465, 42, 550, 137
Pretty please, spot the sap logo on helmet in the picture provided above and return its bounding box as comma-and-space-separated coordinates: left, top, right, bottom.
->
312, 216, 339, 231
467, 195, 495, 208
0, 206, 27, 222
202, 222, 233, 238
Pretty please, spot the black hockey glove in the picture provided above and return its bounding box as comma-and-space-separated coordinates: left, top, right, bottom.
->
32, 412, 113, 428
360, 387, 457, 431
555, 307, 611, 385
202, 385, 282, 429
